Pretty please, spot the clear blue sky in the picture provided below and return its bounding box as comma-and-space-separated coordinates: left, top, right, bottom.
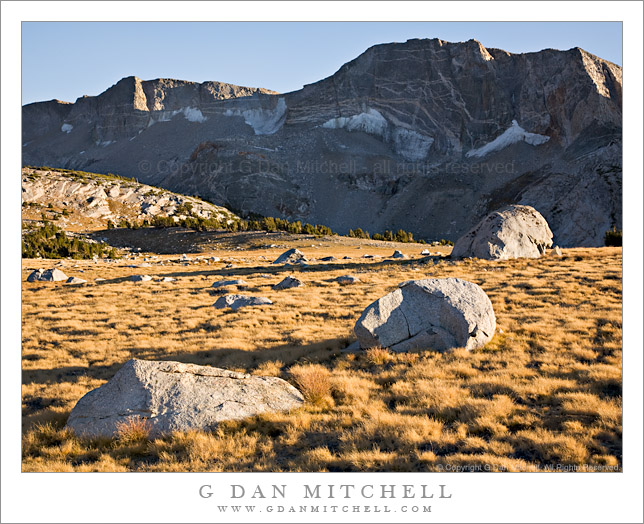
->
22, 22, 622, 105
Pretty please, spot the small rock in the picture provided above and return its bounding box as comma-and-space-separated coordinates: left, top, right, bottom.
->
421, 249, 430, 255
273, 248, 307, 265
553, 245, 562, 256
320, 256, 337, 262
27, 268, 68, 282
392, 250, 408, 259
130, 275, 152, 282
26, 269, 44, 282
158, 277, 176, 282
211, 279, 249, 289
273, 276, 304, 290
336, 275, 361, 285
65, 277, 87, 285
213, 295, 273, 311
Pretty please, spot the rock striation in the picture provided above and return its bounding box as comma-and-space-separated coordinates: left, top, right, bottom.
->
23, 39, 621, 246
451, 204, 553, 260
354, 278, 496, 352
65, 359, 304, 437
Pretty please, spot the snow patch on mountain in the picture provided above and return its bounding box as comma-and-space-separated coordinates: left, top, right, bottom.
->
155, 107, 207, 124
322, 108, 389, 136
466, 120, 549, 158
225, 98, 287, 135
392, 128, 434, 161
323, 109, 434, 161
61, 123, 73, 133
182, 107, 207, 123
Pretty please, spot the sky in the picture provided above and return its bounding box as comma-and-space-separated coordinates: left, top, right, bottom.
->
21, 21, 622, 105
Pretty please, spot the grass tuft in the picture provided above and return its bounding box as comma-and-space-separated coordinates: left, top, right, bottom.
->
115, 416, 152, 444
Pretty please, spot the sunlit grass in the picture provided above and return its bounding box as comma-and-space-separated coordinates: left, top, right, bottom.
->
21, 245, 622, 471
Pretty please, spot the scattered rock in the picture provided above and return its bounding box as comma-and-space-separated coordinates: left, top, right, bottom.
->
95, 278, 106, 282
553, 245, 563, 256
65, 359, 304, 437
211, 279, 249, 289
130, 275, 152, 282
65, 277, 87, 285
273, 276, 304, 290
354, 278, 496, 353
451, 205, 553, 260
320, 256, 337, 262
421, 249, 430, 255
158, 277, 176, 282
362, 254, 375, 259
342, 256, 352, 260
392, 250, 408, 259
336, 275, 361, 285
26, 269, 44, 282
213, 294, 273, 311
26, 268, 68, 282
273, 248, 307, 265
342, 340, 361, 352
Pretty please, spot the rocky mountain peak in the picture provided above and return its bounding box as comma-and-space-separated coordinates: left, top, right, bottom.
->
22, 38, 621, 247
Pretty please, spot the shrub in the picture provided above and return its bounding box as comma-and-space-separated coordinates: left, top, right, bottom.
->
604, 227, 622, 247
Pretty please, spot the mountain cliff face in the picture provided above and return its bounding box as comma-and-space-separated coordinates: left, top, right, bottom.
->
22, 38, 622, 246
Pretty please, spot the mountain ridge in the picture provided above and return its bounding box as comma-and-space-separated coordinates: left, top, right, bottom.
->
22, 37, 622, 247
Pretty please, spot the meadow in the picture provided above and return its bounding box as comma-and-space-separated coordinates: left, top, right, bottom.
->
21, 235, 622, 472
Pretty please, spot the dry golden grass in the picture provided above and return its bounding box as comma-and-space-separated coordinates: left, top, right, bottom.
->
21, 242, 622, 472
115, 416, 152, 444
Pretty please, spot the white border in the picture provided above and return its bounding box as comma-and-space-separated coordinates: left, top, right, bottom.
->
2, 2, 642, 523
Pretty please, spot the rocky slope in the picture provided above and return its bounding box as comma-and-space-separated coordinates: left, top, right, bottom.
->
22, 167, 237, 230
22, 38, 622, 246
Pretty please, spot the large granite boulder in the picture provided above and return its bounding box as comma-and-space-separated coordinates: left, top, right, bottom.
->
354, 278, 495, 353
66, 359, 304, 437
451, 205, 553, 260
